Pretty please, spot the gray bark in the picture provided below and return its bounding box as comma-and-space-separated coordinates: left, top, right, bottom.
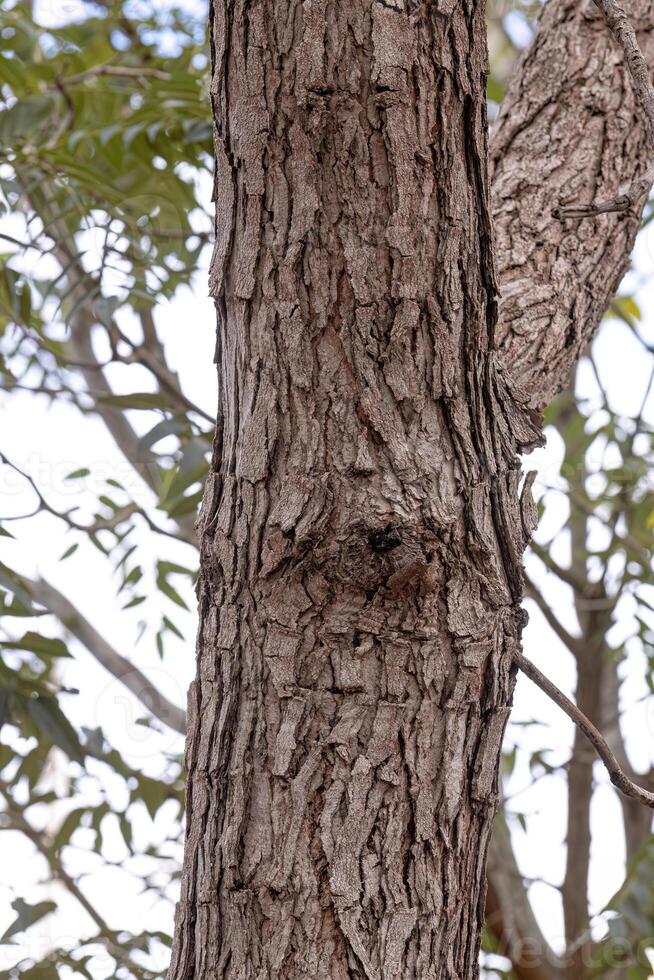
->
166, 0, 654, 973
492, 0, 653, 409
168, 1, 541, 978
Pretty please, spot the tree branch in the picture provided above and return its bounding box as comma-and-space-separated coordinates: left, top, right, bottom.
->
514, 650, 654, 809
486, 812, 566, 979
25, 576, 186, 736
0, 779, 134, 973
601, 663, 654, 861
524, 574, 586, 660
554, 0, 654, 219
491, 0, 654, 409
561, 433, 595, 959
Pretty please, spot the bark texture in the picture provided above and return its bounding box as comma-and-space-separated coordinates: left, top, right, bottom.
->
168, 1, 541, 978
491, 0, 654, 409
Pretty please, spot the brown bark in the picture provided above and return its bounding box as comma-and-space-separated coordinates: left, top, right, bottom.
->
165, 0, 654, 973
559, 402, 596, 971
168, 2, 541, 978
491, 0, 654, 409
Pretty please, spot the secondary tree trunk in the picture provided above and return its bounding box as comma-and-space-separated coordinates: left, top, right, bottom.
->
168, 2, 541, 977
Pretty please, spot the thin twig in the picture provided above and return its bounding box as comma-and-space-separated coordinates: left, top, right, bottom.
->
514, 650, 654, 808
0, 453, 192, 544
554, 0, 654, 220
62, 65, 171, 86
0, 780, 137, 974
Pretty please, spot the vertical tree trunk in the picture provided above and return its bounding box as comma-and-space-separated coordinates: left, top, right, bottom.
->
168, 2, 541, 977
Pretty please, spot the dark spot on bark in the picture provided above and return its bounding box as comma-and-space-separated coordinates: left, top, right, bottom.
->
368, 525, 402, 552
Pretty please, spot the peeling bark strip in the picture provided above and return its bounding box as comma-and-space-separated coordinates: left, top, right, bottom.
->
168, 2, 541, 978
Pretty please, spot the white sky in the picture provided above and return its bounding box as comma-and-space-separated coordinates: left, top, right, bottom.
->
1, 0, 653, 976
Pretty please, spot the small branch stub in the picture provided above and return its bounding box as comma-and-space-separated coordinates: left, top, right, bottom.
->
555, 0, 654, 220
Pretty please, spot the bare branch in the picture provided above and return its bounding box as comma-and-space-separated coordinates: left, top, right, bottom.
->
524, 574, 586, 659
0, 454, 193, 545
130, 306, 215, 425
601, 665, 654, 860
20, 177, 165, 500
486, 812, 566, 979
514, 650, 654, 809
62, 65, 171, 86
25, 576, 186, 735
0, 779, 132, 971
491, 0, 654, 408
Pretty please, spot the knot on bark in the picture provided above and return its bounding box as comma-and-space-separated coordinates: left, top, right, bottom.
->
368, 525, 402, 552
319, 520, 438, 596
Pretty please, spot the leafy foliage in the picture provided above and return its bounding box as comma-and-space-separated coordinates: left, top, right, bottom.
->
0, 1, 208, 975
1, 2, 654, 979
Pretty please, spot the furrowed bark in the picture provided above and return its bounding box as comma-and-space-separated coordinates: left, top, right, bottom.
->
491, 0, 654, 409
168, 1, 541, 978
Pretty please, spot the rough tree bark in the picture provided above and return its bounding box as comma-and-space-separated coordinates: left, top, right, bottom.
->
167, 0, 654, 977
492, 0, 654, 410
168, 1, 542, 977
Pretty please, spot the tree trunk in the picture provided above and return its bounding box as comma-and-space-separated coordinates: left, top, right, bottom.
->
168, 2, 541, 977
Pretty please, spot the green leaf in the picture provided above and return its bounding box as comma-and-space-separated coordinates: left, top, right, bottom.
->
123, 595, 146, 610
156, 577, 189, 611
136, 774, 170, 820
3, 632, 70, 659
119, 565, 143, 593
59, 543, 79, 561
52, 807, 86, 854
0, 898, 57, 944
0, 689, 11, 731
0, 95, 55, 142
138, 416, 187, 452
99, 392, 168, 411
163, 615, 184, 640
20, 963, 60, 980
119, 812, 134, 853
26, 695, 85, 765
65, 468, 90, 480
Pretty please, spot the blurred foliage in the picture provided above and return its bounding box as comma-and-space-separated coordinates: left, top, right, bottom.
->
0, 1, 209, 976
0, 1, 653, 980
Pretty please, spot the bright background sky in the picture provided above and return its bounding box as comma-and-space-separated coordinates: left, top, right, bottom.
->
1, 0, 654, 976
